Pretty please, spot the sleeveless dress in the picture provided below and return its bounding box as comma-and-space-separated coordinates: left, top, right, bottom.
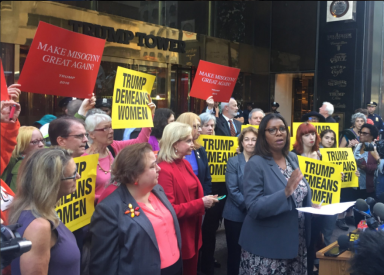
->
239, 159, 308, 275
11, 210, 80, 275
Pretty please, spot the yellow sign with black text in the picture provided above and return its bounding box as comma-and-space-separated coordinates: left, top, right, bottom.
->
56, 154, 98, 232
198, 135, 238, 182
320, 148, 359, 188
111, 66, 155, 129
292, 122, 339, 147
298, 156, 342, 205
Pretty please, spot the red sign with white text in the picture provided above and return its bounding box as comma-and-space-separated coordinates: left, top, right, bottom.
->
1, 60, 9, 101
189, 60, 240, 102
18, 22, 105, 98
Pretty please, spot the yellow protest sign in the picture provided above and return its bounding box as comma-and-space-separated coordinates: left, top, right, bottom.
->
198, 135, 238, 182
320, 148, 359, 188
56, 154, 98, 232
298, 156, 342, 205
292, 122, 339, 148
111, 66, 155, 129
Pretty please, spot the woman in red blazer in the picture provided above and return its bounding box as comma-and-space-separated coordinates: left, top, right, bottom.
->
158, 122, 218, 275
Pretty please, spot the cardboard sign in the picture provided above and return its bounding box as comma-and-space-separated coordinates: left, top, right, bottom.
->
18, 22, 105, 98
292, 122, 339, 148
56, 154, 98, 232
198, 135, 238, 182
189, 60, 240, 102
298, 156, 342, 205
111, 67, 155, 129
320, 148, 359, 188
1, 60, 8, 101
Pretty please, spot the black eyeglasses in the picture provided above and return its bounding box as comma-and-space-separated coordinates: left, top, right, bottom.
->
61, 170, 78, 181
265, 126, 287, 135
358, 131, 370, 136
62, 133, 89, 140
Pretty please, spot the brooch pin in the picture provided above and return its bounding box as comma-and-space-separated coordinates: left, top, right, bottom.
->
125, 204, 140, 218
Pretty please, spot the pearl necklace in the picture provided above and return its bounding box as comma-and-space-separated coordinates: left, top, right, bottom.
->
98, 149, 112, 174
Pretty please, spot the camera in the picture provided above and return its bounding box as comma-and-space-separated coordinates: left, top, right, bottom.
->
1, 223, 32, 270
363, 140, 384, 159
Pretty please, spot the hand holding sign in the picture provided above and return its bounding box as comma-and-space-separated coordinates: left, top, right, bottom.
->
206, 96, 215, 108
78, 93, 96, 116
147, 94, 156, 116
1, 101, 21, 123
7, 84, 21, 100
285, 168, 303, 198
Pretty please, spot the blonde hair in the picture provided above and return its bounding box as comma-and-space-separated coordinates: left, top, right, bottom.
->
176, 112, 201, 149
8, 147, 73, 228
12, 126, 42, 158
158, 122, 192, 163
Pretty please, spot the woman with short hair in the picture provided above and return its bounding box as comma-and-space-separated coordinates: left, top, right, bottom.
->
157, 122, 218, 275
83, 102, 155, 202
199, 113, 216, 136
340, 112, 367, 148
90, 143, 182, 275
9, 148, 81, 275
1, 126, 45, 192
223, 126, 258, 275
239, 113, 312, 275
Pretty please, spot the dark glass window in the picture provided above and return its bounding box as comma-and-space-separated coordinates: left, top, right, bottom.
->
270, 2, 317, 72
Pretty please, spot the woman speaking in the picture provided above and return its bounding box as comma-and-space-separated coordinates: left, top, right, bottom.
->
239, 113, 312, 275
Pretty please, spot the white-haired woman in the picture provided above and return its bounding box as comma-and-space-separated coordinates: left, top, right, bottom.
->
199, 113, 216, 136
339, 112, 367, 148
83, 103, 155, 202
158, 122, 218, 275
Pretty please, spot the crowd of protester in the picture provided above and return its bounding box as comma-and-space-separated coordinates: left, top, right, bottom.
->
2, 82, 384, 275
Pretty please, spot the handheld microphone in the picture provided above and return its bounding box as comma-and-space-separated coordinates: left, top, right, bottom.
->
355, 198, 372, 218
366, 197, 376, 212
373, 202, 384, 223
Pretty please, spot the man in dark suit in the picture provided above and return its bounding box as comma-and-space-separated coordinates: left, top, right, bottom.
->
200, 97, 242, 274
215, 98, 242, 137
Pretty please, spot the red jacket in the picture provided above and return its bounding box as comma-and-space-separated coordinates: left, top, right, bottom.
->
1, 121, 19, 224
158, 159, 205, 260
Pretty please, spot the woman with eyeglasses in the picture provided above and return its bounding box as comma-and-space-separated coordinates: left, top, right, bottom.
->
1, 126, 45, 192
340, 112, 367, 148
83, 102, 155, 202
9, 148, 81, 275
239, 113, 312, 275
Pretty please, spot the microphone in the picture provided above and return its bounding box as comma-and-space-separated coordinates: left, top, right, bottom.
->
355, 198, 372, 218
337, 235, 350, 250
373, 202, 384, 223
366, 197, 376, 211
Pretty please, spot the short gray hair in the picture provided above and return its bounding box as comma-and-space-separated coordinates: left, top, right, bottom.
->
323, 102, 334, 115
249, 108, 265, 120
221, 98, 235, 111
199, 113, 216, 126
351, 112, 367, 124
86, 108, 107, 118
85, 114, 111, 144
66, 100, 83, 116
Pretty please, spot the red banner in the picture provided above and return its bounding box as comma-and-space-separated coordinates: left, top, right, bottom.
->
18, 22, 105, 98
1, 60, 9, 101
189, 60, 240, 102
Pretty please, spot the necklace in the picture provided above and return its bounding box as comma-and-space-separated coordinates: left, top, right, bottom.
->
97, 148, 112, 174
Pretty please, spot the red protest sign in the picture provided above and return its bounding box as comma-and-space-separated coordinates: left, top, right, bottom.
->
18, 22, 105, 98
1, 60, 9, 101
189, 60, 240, 102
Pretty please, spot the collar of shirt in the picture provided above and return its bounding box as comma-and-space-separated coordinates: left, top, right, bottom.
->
222, 114, 232, 123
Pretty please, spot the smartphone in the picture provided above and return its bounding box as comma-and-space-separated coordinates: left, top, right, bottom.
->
217, 195, 226, 200
324, 246, 347, 257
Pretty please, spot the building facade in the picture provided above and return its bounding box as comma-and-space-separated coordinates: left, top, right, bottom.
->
1, 1, 383, 129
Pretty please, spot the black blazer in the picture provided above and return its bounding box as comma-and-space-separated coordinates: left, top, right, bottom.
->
194, 147, 212, 195
214, 114, 242, 137
239, 152, 312, 259
89, 184, 182, 275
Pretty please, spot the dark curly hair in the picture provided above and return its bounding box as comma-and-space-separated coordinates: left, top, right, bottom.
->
360, 123, 378, 141
151, 108, 175, 139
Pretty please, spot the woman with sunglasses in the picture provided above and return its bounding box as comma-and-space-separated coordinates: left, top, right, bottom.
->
1, 126, 45, 192
83, 102, 156, 202
9, 148, 81, 275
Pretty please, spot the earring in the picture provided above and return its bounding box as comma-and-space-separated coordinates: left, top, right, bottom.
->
134, 182, 138, 185
175, 148, 178, 153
